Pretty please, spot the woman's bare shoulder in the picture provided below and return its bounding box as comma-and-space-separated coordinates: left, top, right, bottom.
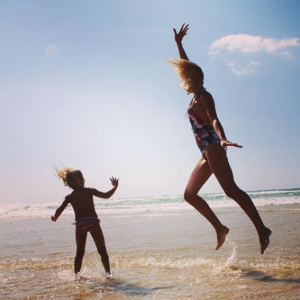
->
199, 90, 213, 100
194, 91, 212, 106
197, 91, 215, 108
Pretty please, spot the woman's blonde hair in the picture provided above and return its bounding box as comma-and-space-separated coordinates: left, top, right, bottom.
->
168, 59, 204, 93
55, 167, 85, 190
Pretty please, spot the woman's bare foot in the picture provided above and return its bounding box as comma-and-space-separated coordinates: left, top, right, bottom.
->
215, 226, 230, 250
259, 227, 272, 254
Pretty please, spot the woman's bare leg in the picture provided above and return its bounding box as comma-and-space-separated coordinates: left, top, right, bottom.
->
75, 228, 87, 274
205, 144, 271, 254
90, 222, 110, 273
184, 156, 229, 250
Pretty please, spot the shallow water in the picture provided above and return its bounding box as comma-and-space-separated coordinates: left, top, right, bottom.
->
1, 202, 300, 300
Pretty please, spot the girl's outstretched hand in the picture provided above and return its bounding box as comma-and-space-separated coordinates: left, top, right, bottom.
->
51, 216, 56, 222
173, 23, 189, 44
110, 177, 119, 187
221, 139, 243, 150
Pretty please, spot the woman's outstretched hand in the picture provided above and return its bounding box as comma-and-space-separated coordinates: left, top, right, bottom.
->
173, 23, 189, 44
110, 177, 119, 187
221, 139, 243, 150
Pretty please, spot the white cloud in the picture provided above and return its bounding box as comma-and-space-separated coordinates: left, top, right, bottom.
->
209, 34, 299, 55
280, 51, 292, 58
209, 34, 299, 75
45, 44, 60, 58
225, 60, 260, 75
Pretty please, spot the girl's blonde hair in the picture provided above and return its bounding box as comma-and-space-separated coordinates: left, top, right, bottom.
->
55, 167, 85, 190
168, 59, 204, 93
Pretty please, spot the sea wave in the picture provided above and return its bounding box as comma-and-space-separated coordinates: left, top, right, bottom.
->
0, 188, 299, 219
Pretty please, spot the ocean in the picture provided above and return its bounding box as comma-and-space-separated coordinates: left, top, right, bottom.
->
1, 188, 300, 300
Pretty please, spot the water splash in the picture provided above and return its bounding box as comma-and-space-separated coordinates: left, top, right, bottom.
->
57, 270, 74, 282
225, 240, 237, 266
211, 240, 242, 278
111, 255, 214, 270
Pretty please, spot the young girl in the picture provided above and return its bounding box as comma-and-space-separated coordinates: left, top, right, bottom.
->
51, 167, 119, 278
169, 24, 271, 254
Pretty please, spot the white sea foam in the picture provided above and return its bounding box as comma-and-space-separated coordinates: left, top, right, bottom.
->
1, 189, 299, 219
0, 202, 74, 219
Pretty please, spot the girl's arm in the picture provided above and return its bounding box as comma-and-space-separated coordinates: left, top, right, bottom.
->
51, 197, 70, 222
173, 23, 189, 60
90, 177, 119, 199
202, 93, 242, 150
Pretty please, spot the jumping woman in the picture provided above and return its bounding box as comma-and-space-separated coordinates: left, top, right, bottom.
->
169, 24, 271, 254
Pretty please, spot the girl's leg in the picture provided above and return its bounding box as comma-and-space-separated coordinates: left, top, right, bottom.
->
205, 144, 271, 254
90, 222, 110, 273
184, 156, 229, 250
75, 228, 87, 274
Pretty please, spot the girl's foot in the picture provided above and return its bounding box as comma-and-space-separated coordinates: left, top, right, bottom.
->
105, 272, 113, 279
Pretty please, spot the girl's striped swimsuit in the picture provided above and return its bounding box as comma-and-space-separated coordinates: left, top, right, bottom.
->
76, 217, 98, 232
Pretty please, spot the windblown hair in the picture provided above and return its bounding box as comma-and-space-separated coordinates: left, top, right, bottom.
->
55, 167, 85, 190
168, 59, 204, 93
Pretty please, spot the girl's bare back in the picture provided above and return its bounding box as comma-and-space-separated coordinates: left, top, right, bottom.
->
67, 188, 98, 221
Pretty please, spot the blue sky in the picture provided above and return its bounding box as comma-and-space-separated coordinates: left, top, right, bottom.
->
1, 0, 299, 204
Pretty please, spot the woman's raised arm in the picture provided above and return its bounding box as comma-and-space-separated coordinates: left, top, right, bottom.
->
173, 23, 189, 60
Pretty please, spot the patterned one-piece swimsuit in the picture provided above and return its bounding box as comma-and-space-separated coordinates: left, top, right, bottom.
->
187, 89, 220, 155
